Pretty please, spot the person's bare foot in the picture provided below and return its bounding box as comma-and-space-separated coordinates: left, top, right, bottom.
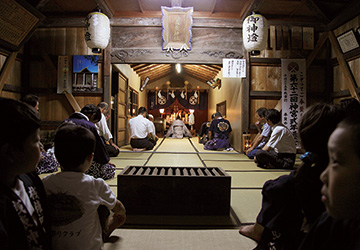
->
254, 156, 257, 164
103, 214, 126, 240
132, 148, 146, 152
238, 223, 264, 242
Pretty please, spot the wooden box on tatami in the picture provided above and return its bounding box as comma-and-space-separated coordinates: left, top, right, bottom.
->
117, 166, 231, 216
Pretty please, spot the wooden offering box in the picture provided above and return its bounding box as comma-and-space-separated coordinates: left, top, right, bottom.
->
117, 166, 231, 216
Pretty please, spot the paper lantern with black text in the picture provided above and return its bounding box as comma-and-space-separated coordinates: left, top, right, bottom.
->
243, 13, 268, 56
84, 12, 110, 53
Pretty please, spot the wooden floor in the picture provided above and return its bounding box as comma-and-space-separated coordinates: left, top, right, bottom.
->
40, 137, 300, 249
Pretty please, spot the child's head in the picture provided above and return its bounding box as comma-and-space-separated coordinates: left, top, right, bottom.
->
265, 109, 281, 125
299, 103, 343, 161
255, 107, 267, 121
320, 113, 360, 220
0, 98, 41, 175
54, 124, 96, 171
21, 94, 40, 111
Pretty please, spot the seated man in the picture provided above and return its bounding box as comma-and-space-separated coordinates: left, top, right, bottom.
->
198, 114, 215, 144
255, 109, 296, 169
165, 116, 192, 139
63, 104, 115, 180
204, 112, 233, 151
128, 107, 155, 151
246, 107, 271, 159
96, 102, 120, 157
146, 114, 159, 145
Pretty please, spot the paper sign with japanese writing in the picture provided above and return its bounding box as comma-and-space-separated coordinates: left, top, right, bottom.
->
222, 59, 246, 78
57, 56, 72, 94
281, 59, 306, 147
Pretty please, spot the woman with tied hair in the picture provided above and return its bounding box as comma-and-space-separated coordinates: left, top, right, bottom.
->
239, 102, 355, 250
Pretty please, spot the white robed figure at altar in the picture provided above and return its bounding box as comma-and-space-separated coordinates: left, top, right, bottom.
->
165, 116, 192, 139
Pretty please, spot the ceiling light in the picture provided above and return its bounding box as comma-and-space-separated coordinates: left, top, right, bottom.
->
176, 63, 181, 73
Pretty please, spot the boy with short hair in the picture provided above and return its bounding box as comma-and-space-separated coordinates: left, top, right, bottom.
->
0, 97, 52, 250
299, 113, 360, 250
246, 107, 271, 159
255, 109, 296, 169
42, 124, 126, 250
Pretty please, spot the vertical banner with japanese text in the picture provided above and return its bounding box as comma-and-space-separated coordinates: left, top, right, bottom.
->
281, 59, 306, 147
222, 59, 246, 78
57, 56, 72, 94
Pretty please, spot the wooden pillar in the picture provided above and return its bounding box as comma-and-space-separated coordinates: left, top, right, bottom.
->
241, 51, 250, 152
103, 37, 112, 128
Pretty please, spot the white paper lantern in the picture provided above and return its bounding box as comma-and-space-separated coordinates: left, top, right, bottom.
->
243, 13, 268, 55
84, 12, 110, 53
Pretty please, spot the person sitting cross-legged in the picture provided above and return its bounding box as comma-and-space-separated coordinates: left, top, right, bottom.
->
42, 124, 126, 250
239, 103, 350, 250
246, 107, 271, 159
62, 104, 115, 180
96, 102, 120, 157
128, 107, 156, 151
255, 109, 296, 169
204, 112, 233, 151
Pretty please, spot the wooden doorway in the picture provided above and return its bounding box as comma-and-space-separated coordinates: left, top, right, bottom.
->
111, 69, 128, 146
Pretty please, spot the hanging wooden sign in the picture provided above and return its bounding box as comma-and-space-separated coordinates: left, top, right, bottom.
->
0, 0, 44, 51
161, 6, 193, 51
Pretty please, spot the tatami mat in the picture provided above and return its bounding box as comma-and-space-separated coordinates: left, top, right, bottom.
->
120, 144, 156, 152
146, 153, 203, 167
205, 161, 294, 173
114, 152, 152, 159
111, 158, 147, 169
231, 189, 262, 224
104, 229, 256, 250
228, 171, 290, 188
156, 138, 196, 152
199, 152, 248, 161
189, 137, 240, 153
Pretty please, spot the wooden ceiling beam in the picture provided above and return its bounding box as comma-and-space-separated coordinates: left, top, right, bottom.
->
184, 68, 214, 80
147, 72, 172, 83
328, 30, 360, 102
144, 68, 172, 78
133, 64, 160, 73
199, 64, 221, 73
327, 0, 360, 30
131, 63, 147, 70
114, 10, 245, 19
186, 65, 218, 77
137, 0, 144, 13
136, 64, 171, 75
288, 0, 307, 19
241, 0, 265, 21
140, 68, 172, 79
94, 0, 114, 18
305, 0, 330, 24
210, 0, 217, 14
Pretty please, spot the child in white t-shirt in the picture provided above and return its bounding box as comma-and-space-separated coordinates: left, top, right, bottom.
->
42, 124, 126, 250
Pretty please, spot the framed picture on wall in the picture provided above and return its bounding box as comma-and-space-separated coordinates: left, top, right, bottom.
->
216, 101, 226, 118
337, 29, 360, 53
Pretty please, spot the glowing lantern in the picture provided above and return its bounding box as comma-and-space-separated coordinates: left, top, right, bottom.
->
84, 11, 110, 53
242, 13, 268, 56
